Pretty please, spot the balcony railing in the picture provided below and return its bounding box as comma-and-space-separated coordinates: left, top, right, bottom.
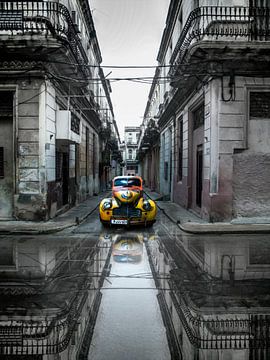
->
170, 6, 270, 76
170, 289, 270, 350
0, 1, 88, 64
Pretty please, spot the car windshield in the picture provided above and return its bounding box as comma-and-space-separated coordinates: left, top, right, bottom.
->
114, 178, 141, 187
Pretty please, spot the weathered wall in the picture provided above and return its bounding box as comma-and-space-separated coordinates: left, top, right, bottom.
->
202, 77, 247, 221
233, 153, 270, 217
232, 77, 270, 218
15, 80, 47, 220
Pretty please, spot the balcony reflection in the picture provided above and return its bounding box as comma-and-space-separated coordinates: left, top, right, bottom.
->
0, 235, 112, 357
146, 232, 270, 359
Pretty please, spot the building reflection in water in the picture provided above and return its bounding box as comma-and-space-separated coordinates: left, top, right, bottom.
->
146, 232, 270, 360
0, 235, 112, 358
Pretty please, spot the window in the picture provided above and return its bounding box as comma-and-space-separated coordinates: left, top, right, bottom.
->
249, 242, 270, 265
164, 161, 168, 181
93, 133, 96, 179
114, 177, 141, 187
71, 11, 76, 23
178, 9, 183, 33
0, 244, 16, 269
169, 40, 173, 57
250, 92, 270, 118
86, 127, 89, 178
128, 149, 132, 160
0, 147, 4, 178
193, 103, 204, 130
178, 117, 183, 181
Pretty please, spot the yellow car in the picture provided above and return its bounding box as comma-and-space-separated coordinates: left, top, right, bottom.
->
99, 176, 157, 227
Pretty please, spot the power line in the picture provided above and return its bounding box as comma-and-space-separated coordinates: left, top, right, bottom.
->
43, 60, 186, 69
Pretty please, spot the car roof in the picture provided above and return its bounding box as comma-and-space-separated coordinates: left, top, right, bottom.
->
113, 176, 142, 180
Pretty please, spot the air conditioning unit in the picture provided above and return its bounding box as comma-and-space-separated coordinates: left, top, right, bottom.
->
56, 110, 81, 143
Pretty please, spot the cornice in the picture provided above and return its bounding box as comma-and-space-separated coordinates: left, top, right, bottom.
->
157, 0, 182, 64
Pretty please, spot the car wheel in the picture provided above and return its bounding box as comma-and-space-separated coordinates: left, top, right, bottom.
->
100, 217, 110, 228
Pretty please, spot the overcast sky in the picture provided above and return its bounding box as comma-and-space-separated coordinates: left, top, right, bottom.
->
90, 0, 170, 139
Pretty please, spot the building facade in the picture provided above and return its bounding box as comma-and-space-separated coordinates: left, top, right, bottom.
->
123, 126, 140, 176
138, 0, 270, 221
0, 1, 121, 221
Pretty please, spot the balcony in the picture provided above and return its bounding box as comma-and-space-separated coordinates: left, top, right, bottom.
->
170, 6, 270, 86
0, 1, 89, 78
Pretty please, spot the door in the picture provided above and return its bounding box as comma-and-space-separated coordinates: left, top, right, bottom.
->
191, 103, 204, 212
62, 152, 69, 206
196, 145, 203, 207
0, 91, 14, 219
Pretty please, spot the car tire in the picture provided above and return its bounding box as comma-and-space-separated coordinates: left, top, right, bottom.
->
102, 222, 110, 228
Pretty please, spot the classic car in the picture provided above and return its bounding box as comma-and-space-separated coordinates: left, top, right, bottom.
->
99, 176, 157, 227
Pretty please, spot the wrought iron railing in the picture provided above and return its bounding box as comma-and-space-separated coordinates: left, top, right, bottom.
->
168, 277, 270, 350
170, 6, 270, 75
147, 238, 270, 352
0, 1, 88, 64
0, 315, 74, 355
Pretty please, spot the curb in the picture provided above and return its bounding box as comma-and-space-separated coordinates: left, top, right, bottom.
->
179, 222, 270, 234
0, 202, 101, 235
144, 189, 270, 234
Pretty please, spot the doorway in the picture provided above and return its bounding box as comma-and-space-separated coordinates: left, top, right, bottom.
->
190, 102, 204, 213
56, 144, 69, 210
0, 91, 14, 219
196, 145, 203, 207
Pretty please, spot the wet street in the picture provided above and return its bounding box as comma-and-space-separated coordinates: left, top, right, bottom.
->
0, 208, 270, 359
87, 231, 170, 360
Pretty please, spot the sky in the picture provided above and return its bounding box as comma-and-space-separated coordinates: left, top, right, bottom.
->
90, 0, 170, 139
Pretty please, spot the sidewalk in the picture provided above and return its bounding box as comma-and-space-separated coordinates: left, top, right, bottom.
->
0, 192, 109, 235
0, 189, 270, 235
144, 188, 270, 234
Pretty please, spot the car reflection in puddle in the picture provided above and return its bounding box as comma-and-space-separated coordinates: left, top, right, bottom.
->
112, 234, 143, 263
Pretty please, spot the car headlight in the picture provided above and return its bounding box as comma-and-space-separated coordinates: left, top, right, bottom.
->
102, 201, 112, 210
142, 200, 152, 211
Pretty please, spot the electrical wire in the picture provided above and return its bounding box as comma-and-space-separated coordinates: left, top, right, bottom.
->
40, 58, 221, 69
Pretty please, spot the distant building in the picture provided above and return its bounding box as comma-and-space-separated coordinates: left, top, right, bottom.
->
123, 126, 140, 176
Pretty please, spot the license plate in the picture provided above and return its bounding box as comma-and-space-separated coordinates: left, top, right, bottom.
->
111, 219, 128, 225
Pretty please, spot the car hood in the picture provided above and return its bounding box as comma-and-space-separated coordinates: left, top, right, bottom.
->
113, 188, 142, 203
